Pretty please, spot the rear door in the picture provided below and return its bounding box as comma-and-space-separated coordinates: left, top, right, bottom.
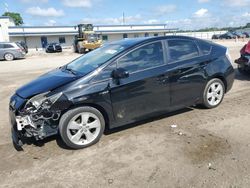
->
109, 41, 171, 124
166, 39, 208, 108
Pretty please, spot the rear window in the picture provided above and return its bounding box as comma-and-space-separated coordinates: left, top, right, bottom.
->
16, 43, 23, 49
4, 44, 14, 49
168, 40, 199, 62
198, 40, 212, 55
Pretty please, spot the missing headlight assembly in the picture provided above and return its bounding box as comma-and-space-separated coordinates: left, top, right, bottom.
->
15, 92, 72, 141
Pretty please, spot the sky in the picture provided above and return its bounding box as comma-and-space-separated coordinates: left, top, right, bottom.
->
1, 0, 250, 29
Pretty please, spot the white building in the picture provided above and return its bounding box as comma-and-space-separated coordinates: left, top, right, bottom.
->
0, 16, 177, 49
0, 16, 226, 50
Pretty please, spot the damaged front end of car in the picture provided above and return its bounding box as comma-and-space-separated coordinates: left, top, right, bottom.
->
10, 92, 72, 150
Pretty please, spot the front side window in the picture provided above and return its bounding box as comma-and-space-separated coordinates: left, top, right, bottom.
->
93, 62, 117, 81
118, 42, 164, 73
168, 40, 199, 62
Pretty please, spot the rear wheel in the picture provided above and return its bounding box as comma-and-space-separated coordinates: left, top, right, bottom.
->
59, 107, 105, 149
4, 53, 14, 61
202, 78, 225, 109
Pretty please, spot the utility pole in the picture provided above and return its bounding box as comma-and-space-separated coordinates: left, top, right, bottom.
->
122, 12, 125, 25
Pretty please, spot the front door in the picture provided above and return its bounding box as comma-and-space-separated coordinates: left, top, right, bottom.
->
109, 41, 171, 124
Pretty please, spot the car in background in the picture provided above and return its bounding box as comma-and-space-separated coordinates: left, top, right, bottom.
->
219, 32, 237, 39
212, 34, 221, 39
45, 43, 62, 53
0, 42, 26, 61
232, 31, 246, 38
235, 41, 250, 74
16, 41, 28, 53
9, 36, 235, 150
243, 32, 250, 38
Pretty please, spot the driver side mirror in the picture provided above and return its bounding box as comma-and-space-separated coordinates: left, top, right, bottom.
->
111, 68, 129, 79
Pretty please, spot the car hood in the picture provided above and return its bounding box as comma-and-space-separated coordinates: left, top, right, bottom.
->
16, 68, 79, 99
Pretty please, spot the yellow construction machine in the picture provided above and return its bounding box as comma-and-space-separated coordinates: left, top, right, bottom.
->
73, 24, 102, 54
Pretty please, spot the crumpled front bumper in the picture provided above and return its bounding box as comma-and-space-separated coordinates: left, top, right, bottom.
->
9, 92, 72, 151
9, 95, 26, 150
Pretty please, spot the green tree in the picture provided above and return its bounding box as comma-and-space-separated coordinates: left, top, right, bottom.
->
2, 12, 23, 25
245, 23, 250, 28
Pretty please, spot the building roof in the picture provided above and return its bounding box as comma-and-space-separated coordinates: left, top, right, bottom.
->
8, 24, 178, 37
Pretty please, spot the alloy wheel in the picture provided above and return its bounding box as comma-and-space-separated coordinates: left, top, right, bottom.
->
66, 112, 101, 146
206, 82, 224, 106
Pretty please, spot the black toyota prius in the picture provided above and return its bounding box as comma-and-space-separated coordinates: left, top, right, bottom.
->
9, 36, 235, 150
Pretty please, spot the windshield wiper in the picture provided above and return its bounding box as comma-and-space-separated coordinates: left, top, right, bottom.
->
62, 65, 77, 75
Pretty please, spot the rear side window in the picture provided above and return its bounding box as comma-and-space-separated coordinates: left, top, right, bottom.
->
4, 44, 14, 49
168, 40, 199, 62
198, 40, 212, 55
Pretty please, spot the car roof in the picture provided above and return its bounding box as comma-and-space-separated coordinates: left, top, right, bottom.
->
0, 42, 15, 44
109, 35, 205, 47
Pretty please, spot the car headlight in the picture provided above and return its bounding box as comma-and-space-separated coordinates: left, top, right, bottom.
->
26, 92, 62, 109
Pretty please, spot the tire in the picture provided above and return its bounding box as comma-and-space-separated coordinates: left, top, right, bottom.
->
79, 48, 86, 54
4, 53, 14, 61
238, 64, 250, 75
202, 78, 225, 109
59, 106, 105, 149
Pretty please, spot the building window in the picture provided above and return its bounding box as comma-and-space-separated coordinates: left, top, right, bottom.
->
123, 33, 128, 38
145, 33, 149, 37
154, 33, 158, 37
134, 34, 139, 38
59, 36, 66, 44
102, 35, 108, 41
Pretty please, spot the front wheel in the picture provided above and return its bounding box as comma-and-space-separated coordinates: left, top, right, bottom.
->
59, 107, 105, 149
202, 78, 225, 109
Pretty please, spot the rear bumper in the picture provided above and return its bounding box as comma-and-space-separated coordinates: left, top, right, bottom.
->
15, 52, 26, 59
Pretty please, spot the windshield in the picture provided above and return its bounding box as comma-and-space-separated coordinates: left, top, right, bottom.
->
66, 44, 127, 75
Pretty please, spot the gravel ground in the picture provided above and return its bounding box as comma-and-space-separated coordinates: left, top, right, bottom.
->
0, 40, 250, 188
